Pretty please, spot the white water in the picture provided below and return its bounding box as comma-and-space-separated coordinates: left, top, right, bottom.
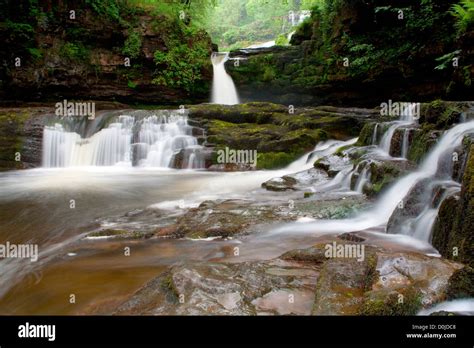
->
211, 53, 239, 105
271, 121, 474, 244
355, 164, 371, 193
418, 299, 474, 315
401, 128, 410, 158
379, 103, 418, 155
43, 115, 134, 167
246, 40, 275, 49
371, 124, 379, 145
43, 112, 202, 168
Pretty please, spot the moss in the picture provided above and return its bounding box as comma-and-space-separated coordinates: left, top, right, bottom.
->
360, 287, 423, 316
366, 161, 402, 196
356, 123, 376, 146
88, 229, 128, 237
407, 125, 438, 163
334, 144, 353, 157
257, 152, 298, 170
363, 253, 379, 292
160, 272, 180, 303
446, 266, 474, 300
0, 111, 30, 169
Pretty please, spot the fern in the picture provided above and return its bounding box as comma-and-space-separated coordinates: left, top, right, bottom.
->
451, 0, 474, 33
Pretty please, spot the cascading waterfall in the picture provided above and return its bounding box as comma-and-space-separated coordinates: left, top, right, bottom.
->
43, 111, 204, 168
211, 52, 239, 105
43, 115, 134, 167
271, 120, 474, 242
371, 124, 379, 145
379, 103, 418, 155
355, 164, 371, 193
401, 128, 410, 158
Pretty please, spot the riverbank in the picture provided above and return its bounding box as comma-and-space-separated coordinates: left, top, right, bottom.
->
0, 100, 472, 315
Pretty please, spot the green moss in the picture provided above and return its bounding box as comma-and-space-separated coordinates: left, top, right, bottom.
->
364, 253, 379, 292
88, 229, 128, 237
0, 111, 30, 169
407, 125, 437, 163
257, 152, 298, 169
360, 287, 423, 316
160, 272, 180, 303
356, 123, 376, 146
446, 266, 474, 300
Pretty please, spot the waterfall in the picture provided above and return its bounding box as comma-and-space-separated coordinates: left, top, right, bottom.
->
42, 115, 134, 167
401, 128, 410, 158
378, 103, 418, 155
211, 53, 239, 105
355, 164, 371, 193
371, 124, 379, 145
43, 111, 204, 168
271, 121, 474, 241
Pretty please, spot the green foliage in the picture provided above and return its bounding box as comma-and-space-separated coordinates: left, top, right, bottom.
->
435, 50, 462, 70
60, 42, 89, 61
123, 31, 142, 58
85, 0, 121, 21
27, 48, 42, 60
451, 0, 474, 33
275, 34, 289, 46
152, 24, 210, 93
207, 0, 318, 49
257, 152, 298, 169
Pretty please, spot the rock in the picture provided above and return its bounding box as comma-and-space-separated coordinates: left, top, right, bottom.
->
312, 245, 377, 315
360, 251, 462, 315
187, 102, 370, 170
1, 6, 213, 105
313, 155, 351, 177
262, 176, 297, 191
432, 143, 474, 267
115, 258, 320, 315
446, 266, 474, 300
365, 158, 416, 197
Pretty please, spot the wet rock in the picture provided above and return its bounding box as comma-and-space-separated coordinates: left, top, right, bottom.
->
338, 232, 366, 243
262, 176, 297, 191
312, 245, 377, 315
115, 258, 320, 315
365, 158, 416, 197
446, 266, 474, 300
86, 228, 154, 240
363, 252, 462, 314
262, 168, 327, 192
168, 199, 292, 239
313, 155, 351, 177
432, 143, 474, 267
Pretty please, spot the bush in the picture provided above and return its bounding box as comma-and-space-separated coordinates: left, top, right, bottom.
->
123, 31, 142, 59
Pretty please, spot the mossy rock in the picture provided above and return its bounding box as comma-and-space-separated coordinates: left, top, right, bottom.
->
360, 287, 423, 316
257, 152, 299, 169
446, 266, 474, 300
433, 144, 474, 267
356, 122, 377, 146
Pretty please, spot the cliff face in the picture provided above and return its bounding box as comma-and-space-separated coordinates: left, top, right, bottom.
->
227, 0, 474, 107
0, 1, 213, 105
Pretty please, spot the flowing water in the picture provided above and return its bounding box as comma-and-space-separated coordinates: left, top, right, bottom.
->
43, 110, 203, 168
1, 107, 473, 314
211, 53, 239, 105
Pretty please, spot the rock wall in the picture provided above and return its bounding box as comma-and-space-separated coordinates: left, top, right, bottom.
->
0, 1, 213, 105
